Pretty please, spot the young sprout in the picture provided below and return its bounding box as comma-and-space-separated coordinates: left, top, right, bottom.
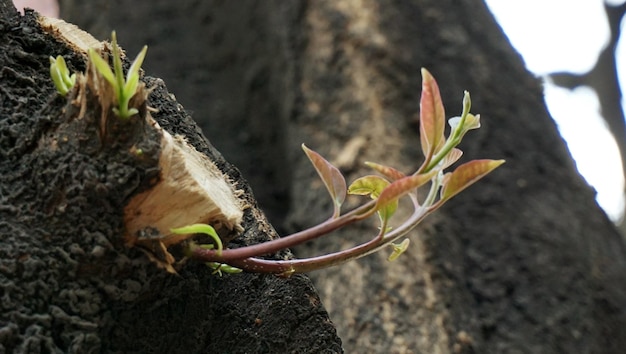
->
206, 262, 243, 276
183, 68, 504, 276
171, 223, 224, 255
49, 55, 76, 96
88, 31, 148, 119
388, 239, 410, 262
171, 224, 243, 274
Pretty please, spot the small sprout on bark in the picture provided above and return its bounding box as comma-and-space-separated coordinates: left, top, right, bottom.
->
159, 69, 504, 275
172, 225, 242, 274
49, 55, 76, 96
88, 31, 148, 119
129, 145, 143, 156
205, 262, 243, 276
171, 223, 223, 255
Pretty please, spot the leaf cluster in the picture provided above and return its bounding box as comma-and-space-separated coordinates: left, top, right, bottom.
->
184, 69, 504, 275
49, 55, 76, 97
88, 31, 147, 119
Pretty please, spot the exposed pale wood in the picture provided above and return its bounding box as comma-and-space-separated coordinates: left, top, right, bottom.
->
123, 125, 244, 247
39, 16, 102, 54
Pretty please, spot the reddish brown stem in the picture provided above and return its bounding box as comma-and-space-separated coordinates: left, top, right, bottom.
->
192, 200, 377, 263
217, 201, 429, 275
192, 192, 430, 275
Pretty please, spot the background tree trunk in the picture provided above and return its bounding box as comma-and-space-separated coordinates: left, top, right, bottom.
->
53, 0, 626, 353
0, 4, 341, 353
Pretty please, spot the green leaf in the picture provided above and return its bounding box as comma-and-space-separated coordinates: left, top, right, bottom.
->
49, 55, 60, 68
67, 73, 76, 88
376, 170, 437, 210
49, 55, 75, 96
377, 201, 398, 225
171, 223, 223, 256
349, 175, 396, 221
123, 69, 140, 100
49, 56, 66, 95
54, 56, 68, 85
88, 48, 116, 87
125, 45, 148, 92
59, 61, 74, 87
110, 31, 125, 96
448, 113, 481, 140
364, 161, 406, 181
206, 262, 242, 275
440, 159, 505, 202
302, 144, 347, 218
439, 148, 463, 170
449, 113, 480, 131
419, 68, 446, 161
388, 239, 410, 261
348, 175, 390, 199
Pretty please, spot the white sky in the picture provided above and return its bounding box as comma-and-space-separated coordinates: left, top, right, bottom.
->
486, 0, 626, 221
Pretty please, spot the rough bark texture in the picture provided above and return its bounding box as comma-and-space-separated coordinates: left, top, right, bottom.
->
56, 0, 626, 353
0, 7, 341, 353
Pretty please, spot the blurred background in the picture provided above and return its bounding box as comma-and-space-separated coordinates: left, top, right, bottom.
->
15, 0, 626, 226
485, 0, 626, 227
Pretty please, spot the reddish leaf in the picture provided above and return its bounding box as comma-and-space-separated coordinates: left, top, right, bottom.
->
364, 161, 406, 181
302, 144, 347, 217
419, 68, 446, 160
376, 170, 437, 209
440, 148, 463, 170
440, 159, 505, 202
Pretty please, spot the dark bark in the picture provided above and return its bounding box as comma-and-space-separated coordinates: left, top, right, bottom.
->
58, 0, 626, 353
0, 5, 341, 353
60, 0, 296, 226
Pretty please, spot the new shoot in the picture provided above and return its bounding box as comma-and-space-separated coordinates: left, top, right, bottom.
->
183, 69, 504, 276
88, 31, 147, 119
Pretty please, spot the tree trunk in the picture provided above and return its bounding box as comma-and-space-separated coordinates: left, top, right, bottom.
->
33, 0, 626, 353
0, 4, 341, 353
